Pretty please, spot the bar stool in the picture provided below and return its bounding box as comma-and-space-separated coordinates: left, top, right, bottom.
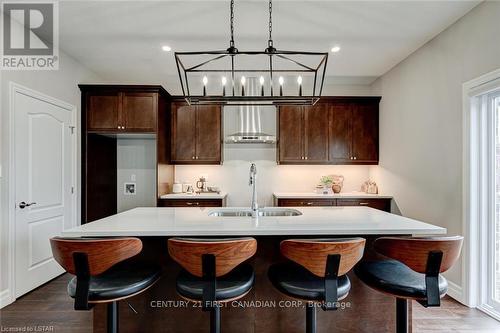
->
354, 236, 463, 333
50, 237, 161, 333
268, 238, 366, 333
168, 237, 257, 333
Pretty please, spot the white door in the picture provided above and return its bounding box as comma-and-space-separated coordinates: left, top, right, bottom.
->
13, 85, 76, 297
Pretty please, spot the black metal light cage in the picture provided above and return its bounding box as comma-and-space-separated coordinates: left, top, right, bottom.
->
174, 50, 328, 106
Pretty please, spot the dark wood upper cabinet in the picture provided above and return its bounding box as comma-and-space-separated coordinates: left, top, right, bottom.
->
84, 88, 160, 133
329, 103, 352, 163
351, 103, 379, 163
171, 103, 222, 164
278, 97, 380, 165
122, 92, 157, 132
304, 103, 329, 162
278, 105, 304, 162
172, 103, 196, 162
196, 105, 221, 162
87, 92, 120, 131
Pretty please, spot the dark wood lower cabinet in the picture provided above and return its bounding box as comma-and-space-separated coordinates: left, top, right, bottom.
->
158, 198, 224, 207
276, 197, 391, 212
277, 199, 335, 207
336, 198, 391, 212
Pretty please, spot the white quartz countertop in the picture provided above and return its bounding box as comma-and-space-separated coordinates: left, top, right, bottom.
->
62, 206, 445, 237
273, 192, 393, 199
160, 192, 227, 199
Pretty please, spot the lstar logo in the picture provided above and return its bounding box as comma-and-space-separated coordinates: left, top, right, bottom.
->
1, 2, 59, 70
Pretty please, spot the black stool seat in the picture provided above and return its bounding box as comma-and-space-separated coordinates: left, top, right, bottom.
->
68, 262, 161, 301
268, 262, 351, 301
355, 260, 448, 300
176, 263, 254, 301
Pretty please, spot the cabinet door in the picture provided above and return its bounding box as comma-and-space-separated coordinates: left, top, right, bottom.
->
336, 199, 390, 212
122, 92, 157, 132
158, 199, 223, 207
329, 103, 353, 163
352, 103, 378, 163
172, 103, 196, 162
279, 106, 304, 163
195, 105, 221, 163
304, 103, 329, 162
87, 92, 120, 131
277, 198, 335, 207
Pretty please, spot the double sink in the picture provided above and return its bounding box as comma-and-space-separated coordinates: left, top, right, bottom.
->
208, 207, 302, 217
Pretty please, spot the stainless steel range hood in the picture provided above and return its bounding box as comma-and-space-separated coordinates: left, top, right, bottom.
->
225, 77, 276, 144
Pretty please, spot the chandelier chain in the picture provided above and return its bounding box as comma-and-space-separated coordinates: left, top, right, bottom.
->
268, 0, 273, 46
230, 0, 235, 47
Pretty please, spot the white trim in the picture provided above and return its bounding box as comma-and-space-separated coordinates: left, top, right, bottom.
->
478, 304, 500, 322
462, 68, 500, 309
6, 82, 77, 307
446, 280, 465, 304
0, 289, 13, 308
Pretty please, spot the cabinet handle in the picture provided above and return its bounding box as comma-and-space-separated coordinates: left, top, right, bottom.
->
306, 202, 313, 206
359, 202, 369, 206
186, 202, 199, 206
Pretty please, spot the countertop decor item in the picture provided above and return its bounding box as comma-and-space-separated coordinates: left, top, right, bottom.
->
174, 0, 328, 106
330, 174, 344, 193
362, 180, 379, 194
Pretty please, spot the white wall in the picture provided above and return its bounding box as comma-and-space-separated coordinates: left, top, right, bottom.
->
117, 138, 157, 212
369, 1, 500, 292
0, 51, 102, 306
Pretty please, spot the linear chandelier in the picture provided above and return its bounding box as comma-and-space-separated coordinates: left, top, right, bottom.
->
174, 0, 328, 106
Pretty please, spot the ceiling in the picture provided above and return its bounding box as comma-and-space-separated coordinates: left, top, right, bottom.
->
58, 0, 480, 94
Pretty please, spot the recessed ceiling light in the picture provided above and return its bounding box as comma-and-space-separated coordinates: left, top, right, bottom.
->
162, 45, 172, 52
331, 46, 341, 53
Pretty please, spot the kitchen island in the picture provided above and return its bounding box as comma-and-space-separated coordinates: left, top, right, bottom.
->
62, 207, 446, 333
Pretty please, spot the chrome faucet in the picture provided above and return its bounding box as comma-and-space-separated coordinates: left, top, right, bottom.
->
249, 163, 258, 217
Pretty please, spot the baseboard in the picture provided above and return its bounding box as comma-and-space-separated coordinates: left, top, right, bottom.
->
446, 280, 466, 305
0, 289, 14, 309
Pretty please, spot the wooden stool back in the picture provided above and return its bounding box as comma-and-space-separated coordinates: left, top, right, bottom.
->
280, 238, 366, 277
168, 237, 257, 277
374, 236, 463, 273
50, 237, 142, 275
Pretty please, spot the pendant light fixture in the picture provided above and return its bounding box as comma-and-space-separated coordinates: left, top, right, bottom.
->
174, 0, 328, 106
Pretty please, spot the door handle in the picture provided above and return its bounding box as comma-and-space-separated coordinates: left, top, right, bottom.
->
19, 201, 36, 209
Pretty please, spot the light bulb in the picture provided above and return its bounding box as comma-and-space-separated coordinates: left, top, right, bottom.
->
161, 45, 171, 52
297, 76, 302, 85
279, 76, 284, 86
202, 76, 208, 86
259, 76, 265, 85
221, 76, 227, 86
241, 76, 246, 85
331, 45, 341, 53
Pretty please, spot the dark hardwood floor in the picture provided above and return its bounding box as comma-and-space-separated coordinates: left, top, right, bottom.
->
1, 274, 500, 332
0, 274, 92, 333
